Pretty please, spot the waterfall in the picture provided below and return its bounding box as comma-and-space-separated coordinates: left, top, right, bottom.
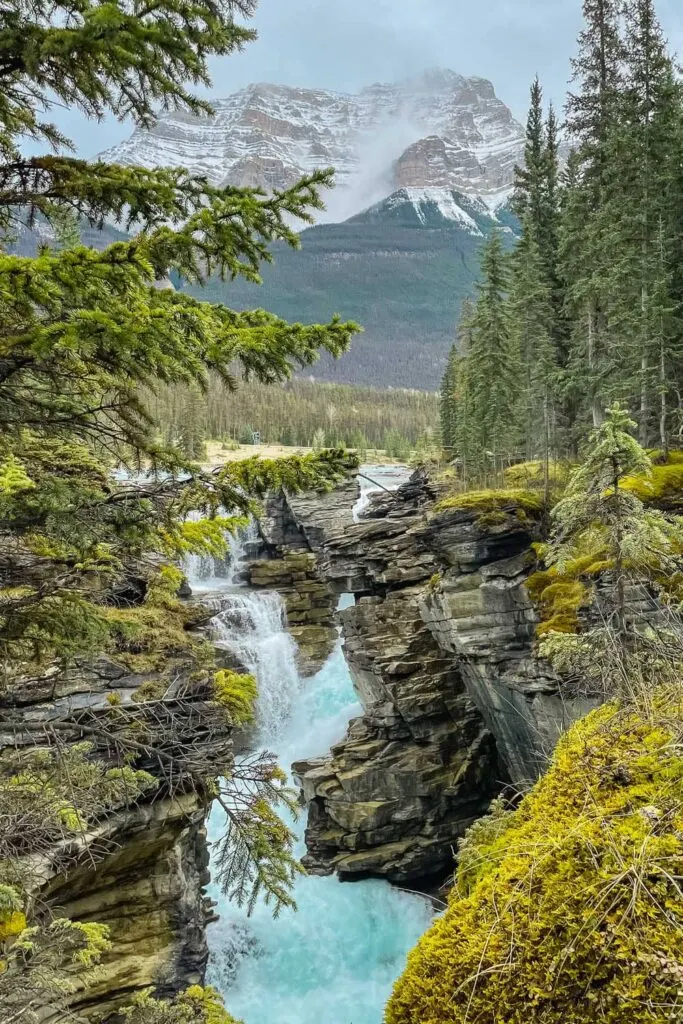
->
202, 464, 432, 1024
212, 592, 301, 743
185, 519, 259, 593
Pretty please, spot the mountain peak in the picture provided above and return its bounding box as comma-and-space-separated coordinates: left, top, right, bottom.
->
100, 72, 524, 215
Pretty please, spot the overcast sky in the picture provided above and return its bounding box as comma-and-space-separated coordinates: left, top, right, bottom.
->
42, 0, 683, 156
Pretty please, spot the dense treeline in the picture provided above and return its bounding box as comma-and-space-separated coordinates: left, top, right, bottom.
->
441, 0, 683, 483
149, 377, 439, 457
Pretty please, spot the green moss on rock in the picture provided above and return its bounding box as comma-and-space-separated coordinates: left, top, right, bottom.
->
622, 460, 683, 509
386, 697, 683, 1024
434, 488, 544, 517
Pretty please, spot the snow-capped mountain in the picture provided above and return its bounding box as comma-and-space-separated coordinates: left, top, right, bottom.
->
100, 69, 524, 218
353, 186, 515, 234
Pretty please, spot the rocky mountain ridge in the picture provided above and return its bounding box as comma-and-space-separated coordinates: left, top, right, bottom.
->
100, 69, 524, 220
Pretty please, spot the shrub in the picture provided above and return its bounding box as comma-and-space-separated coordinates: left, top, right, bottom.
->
386, 696, 683, 1024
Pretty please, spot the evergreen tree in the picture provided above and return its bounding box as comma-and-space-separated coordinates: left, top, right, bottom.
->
0, 0, 360, 1015
513, 77, 547, 236
563, 0, 624, 429
607, 0, 681, 446
178, 384, 207, 459
508, 217, 557, 489
513, 83, 567, 437
468, 233, 518, 478
540, 404, 683, 698
440, 342, 459, 453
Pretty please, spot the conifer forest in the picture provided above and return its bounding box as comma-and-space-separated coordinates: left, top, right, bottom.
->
441, 0, 683, 482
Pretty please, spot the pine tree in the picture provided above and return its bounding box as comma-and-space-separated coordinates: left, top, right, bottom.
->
468, 233, 518, 479
513, 78, 547, 235
607, 0, 681, 447
513, 83, 567, 441
563, 0, 624, 430
508, 217, 557, 490
440, 342, 459, 453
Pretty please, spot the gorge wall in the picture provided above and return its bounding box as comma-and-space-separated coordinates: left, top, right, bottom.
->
266, 470, 601, 882
2, 648, 228, 1021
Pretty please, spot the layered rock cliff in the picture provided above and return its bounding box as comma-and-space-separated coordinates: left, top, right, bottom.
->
101, 70, 524, 208
2, 641, 230, 1021
267, 472, 606, 881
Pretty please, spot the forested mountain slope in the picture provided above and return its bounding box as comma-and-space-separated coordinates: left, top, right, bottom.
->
182, 189, 515, 389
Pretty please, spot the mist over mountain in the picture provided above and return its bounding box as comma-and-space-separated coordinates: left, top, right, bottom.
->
101, 70, 524, 390
101, 69, 524, 217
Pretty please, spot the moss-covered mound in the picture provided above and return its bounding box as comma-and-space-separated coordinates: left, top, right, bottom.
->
433, 488, 543, 516
622, 458, 683, 509
386, 698, 683, 1024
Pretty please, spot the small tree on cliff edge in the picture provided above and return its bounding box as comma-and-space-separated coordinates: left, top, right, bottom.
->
0, 0, 359, 1017
540, 403, 683, 698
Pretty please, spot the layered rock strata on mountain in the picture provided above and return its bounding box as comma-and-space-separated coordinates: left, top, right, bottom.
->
100, 70, 524, 207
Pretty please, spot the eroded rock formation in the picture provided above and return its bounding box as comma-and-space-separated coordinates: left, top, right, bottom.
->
42, 794, 212, 1021
276, 471, 606, 881
248, 552, 337, 677
2, 648, 229, 1021
291, 473, 500, 882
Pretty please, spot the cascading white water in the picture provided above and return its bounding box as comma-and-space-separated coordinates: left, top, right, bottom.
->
187, 465, 432, 1024
212, 591, 302, 743
186, 519, 259, 593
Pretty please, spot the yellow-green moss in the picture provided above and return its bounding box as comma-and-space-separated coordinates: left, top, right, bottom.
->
386, 697, 683, 1024
526, 570, 592, 635
0, 910, 26, 942
120, 984, 242, 1023
503, 459, 573, 491
526, 549, 613, 636
622, 461, 683, 509
103, 573, 211, 674
427, 573, 442, 593
646, 448, 683, 465
475, 509, 509, 529
434, 488, 544, 517
131, 679, 167, 703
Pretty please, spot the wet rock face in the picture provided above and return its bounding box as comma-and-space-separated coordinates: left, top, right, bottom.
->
275, 471, 607, 881
248, 552, 338, 677
293, 585, 497, 882
283, 472, 500, 883
417, 513, 596, 785
42, 796, 213, 1022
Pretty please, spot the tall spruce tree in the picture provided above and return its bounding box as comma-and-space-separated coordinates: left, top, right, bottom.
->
513, 77, 547, 236
563, 0, 624, 429
508, 217, 556, 487
608, 0, 681, 446
440, 342, 459, 453
468, 232, 518, 478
